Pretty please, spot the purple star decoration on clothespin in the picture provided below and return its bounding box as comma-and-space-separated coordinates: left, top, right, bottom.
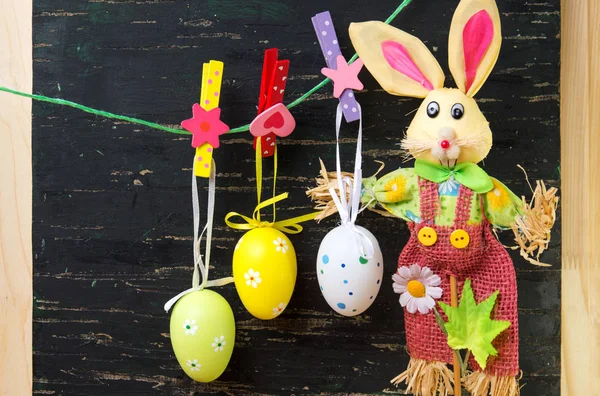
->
312, 11, 362, 122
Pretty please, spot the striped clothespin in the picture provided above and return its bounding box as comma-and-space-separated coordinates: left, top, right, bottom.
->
312, 11, 362, 123
181, 60, 230, 178
252, 49, 291, 157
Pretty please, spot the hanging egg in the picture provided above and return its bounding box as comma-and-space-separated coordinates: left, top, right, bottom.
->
232, 227, 296, 319
169, 289, 235, 382
317, 225, 383, 316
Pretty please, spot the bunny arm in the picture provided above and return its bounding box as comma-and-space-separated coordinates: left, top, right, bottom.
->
362, 169, 524, 227
482, 177, 524, 228
361, 168, 421, 223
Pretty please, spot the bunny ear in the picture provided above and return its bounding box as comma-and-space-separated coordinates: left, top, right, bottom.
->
448, 0, 502, 97
349, 21, 444, 98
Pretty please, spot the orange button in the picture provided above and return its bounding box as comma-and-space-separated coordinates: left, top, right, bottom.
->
418, 226, 437, 246
450, 229, 470, 249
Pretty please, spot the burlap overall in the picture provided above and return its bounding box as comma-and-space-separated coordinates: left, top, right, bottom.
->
399, 178, 519, 376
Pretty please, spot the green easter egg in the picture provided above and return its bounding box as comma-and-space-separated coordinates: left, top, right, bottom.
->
170, 289, 235, 382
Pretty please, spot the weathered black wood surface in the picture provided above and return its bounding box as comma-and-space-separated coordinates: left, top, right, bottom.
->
32, 0, 560, 394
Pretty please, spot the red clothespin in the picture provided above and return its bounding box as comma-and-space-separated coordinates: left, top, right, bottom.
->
252, 49, 290, 157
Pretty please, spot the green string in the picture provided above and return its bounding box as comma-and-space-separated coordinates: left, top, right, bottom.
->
0, 0, 412, 136
0, 86, 191, 135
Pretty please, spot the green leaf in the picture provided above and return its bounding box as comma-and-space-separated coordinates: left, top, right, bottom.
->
438, 279, 511, 370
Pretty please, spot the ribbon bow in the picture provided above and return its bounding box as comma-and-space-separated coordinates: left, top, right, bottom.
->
329, 103, 374, 259
414, 159, 494, 194
225, 192, 317, 234
225, 139, 318, 235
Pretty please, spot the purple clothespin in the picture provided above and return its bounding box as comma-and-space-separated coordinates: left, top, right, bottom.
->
312, 11, 361, 123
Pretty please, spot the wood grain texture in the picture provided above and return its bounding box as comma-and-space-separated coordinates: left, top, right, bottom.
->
560, 0, 600, 394
30, 0, 560, 394
0, 0, 33, 394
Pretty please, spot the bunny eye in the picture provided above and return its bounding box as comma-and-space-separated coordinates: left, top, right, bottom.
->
451, 103, 465, 120
426, 101, 439, 118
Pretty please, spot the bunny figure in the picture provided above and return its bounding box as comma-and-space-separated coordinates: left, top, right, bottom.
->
349, 0, 523, 395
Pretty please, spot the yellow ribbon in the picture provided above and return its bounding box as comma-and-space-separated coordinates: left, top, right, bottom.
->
225, 139, 319, 234
225, 192, 318, 234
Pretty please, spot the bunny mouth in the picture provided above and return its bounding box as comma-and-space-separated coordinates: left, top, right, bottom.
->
401, 123, 491, 167
400, 128, 460, 167
400, 133, 487, 168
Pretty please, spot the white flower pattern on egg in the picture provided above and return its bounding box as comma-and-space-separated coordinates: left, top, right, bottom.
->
244, 268, 262, 288
186, 359, 201, 371
212, 335, 226, 352
272, 302, 286, 316
182, 318, 198, 335
273, 237, 288, 254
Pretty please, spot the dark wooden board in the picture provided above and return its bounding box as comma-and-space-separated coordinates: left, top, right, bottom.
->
32, 0, 560, 394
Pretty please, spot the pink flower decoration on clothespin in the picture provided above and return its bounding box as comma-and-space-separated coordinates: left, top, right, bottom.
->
181, 104, 230, 148
321, 55, 364, 99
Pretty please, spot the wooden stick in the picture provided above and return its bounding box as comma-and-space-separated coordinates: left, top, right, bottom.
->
0, 0, 33, 393
450, 275, 461, 395
561, 0, 600, 394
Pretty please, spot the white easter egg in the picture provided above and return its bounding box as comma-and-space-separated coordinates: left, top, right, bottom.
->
316, 225, 383, 316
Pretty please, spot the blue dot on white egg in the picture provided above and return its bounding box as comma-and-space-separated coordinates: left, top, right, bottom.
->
322, 255, 329, 264
337, 302, 346, 309
341, 263, 346, 268
343, 280, 348, 284
349, 292, 353, 296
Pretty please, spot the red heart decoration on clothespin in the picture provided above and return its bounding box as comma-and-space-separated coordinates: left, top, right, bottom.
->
263, 112, 285, 129
250, 103, 296, 138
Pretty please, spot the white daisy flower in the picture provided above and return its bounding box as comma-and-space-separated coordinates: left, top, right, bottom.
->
272, 302, 287, 316
273, 237, 288, 254
392, 264, 443, 314
244, 268, 262, 288
235, 236, 243, 251
212, 335, 226, 352
186, 359, 200, 371
182, 319, 198, 335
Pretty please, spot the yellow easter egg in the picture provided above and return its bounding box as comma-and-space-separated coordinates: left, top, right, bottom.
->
232, 227, 296, 320
169, 289, 235, 382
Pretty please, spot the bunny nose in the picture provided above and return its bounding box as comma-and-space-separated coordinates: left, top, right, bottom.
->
438, 127, 456, 151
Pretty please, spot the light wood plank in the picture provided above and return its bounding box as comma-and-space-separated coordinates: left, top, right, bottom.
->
561, 0, 600, 394
0, 0, 32, 394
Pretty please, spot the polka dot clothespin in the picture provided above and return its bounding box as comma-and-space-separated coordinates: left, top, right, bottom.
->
252, 48, 291, 158
185, 60, 228, 178
312, 11, 362, 122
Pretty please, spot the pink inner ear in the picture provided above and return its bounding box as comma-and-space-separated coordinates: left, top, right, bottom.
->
463, 10, 494, 92
381, 40, 434, 91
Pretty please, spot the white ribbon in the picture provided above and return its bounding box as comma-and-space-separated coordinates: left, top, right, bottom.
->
164, 159, 233, 313
329, 103, 375, 259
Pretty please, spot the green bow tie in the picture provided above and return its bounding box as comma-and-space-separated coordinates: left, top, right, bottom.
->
414, 160, 494, 194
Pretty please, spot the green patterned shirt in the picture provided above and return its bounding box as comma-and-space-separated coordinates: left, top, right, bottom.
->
362, 168, 523, 227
